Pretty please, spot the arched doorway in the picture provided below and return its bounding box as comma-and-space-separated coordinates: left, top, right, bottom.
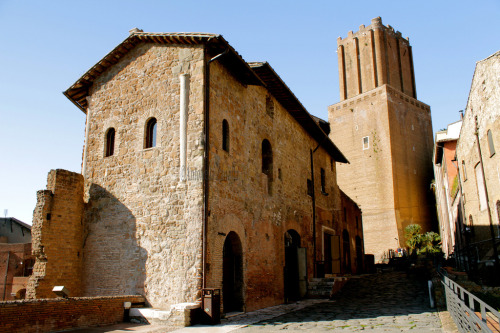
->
284, 229, 301, 303
355, 236, 363, 274
342, 229, 351, 274
223, 232, 243, 313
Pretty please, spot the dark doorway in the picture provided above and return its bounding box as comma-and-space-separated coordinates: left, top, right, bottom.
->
342, 229, 351, 274
284, 229, 301, 303
355, 236, 363, 274
223, 232, 243, 313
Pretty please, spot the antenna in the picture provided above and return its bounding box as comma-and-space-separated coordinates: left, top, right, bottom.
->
3, 209, 7, 218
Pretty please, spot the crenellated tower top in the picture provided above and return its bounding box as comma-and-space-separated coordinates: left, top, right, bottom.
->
336, 17, 417, 101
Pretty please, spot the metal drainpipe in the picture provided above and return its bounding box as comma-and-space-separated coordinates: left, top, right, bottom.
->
2, 251, 10, 300
202, 45, 229, 290
473, 116, 500, 272
310, 143, 321, 277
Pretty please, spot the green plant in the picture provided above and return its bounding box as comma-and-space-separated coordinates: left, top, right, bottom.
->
405, 224, 442, 256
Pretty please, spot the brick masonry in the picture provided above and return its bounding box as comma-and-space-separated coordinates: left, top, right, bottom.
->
0, 295, 144, 333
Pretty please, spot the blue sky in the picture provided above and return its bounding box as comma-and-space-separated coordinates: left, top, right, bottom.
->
1, 0, 499, 224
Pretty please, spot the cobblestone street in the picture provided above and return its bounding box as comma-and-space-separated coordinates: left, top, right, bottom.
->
175, 271, 455, 332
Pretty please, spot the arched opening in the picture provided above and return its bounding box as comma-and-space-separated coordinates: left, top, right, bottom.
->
223, 231, 243, 313
355, 236, 363, 274
145, 118, 157, 148
262, 139, 273, 195
105, 128, 115, 157
342, 229, 351, 274
222, 119, 229, 152
284, 229, 301, 303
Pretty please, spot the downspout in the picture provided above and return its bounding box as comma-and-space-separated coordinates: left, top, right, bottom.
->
202, 45, 229, 290
2, 251, 10, 300
474, 116, 500, 272
310, 143, 321, 277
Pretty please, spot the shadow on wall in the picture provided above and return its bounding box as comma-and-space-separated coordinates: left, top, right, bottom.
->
82, 184, 148, 299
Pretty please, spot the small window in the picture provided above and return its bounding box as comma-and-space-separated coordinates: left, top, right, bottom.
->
145, 118, 157, 148
105, 128, 115, 157
222, 119, 229, 152
487, 129, 495, 157
307, 179, 313, 196
266, 95, 274, 118
362, 136, 369, 150
462, 160, 467, 181
321, 168, 327, 194
262, 139, 273, 195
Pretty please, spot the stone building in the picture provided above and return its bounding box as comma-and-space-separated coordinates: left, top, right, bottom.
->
328, 17, 436, 261
455, 50, 500, 274
433, 120, 462, 258
27, 31, 363, 321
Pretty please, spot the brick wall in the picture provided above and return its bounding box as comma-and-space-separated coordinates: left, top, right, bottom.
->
27, 169, 85, 299
0, 243, 32, 301
0, 295, 144, 333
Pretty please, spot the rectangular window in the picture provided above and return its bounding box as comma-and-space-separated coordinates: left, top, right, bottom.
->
307, 179, 313, 196
321, 168, 326, 194
487, 129, 495, 157
362, 136, 369, 150
475, 162, 487, 211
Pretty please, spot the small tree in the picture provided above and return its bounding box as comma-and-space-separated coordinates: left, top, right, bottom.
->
405, 224, 442, 256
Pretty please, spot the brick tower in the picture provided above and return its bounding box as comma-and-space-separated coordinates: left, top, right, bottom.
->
328, 17, 436, 261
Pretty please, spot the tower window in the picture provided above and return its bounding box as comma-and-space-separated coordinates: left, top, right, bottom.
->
105, 128, 115, 157
222, 119, 229, 152
487, 129, 495, 157
266, 95, 274, 118
362, 136, 369, 150
145, 118, 157, 148
307, 179, 313, 196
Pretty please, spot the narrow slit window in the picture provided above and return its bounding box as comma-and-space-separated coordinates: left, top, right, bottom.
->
145, 118, 157, 148
321, 168, 327, 194
105, 128, 115, 157
262, 139, 273, 195
462, 160, 467, 181
362, 136, 369, 150
222, 119, 229, 152
487, 129, 495, 157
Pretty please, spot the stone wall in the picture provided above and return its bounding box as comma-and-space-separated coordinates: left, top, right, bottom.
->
329, 85, 435, 261
82, 43, 205, 308
27, 169, 84, 299
0, 295, 144, 333
456, 51, 500, 246
205, 61, 363, 312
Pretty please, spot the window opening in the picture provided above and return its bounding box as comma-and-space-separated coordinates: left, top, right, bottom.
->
487, 129, 495, 157
105, 128, 115, 157
222, 119, 229, 152
262, 139, 273, 195
321, 168, 327, 194
145, 118, 157, 148
362, 136, 369, 150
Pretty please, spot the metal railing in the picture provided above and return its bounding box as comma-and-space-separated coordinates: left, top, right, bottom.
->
442, 275, 500, 332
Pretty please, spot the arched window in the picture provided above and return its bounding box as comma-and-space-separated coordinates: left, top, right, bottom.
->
487, 129, 495, 157
262, 139, 273, 194
222, 119, 229, 152
105, 128, 115, 157
145, 118, 157, 148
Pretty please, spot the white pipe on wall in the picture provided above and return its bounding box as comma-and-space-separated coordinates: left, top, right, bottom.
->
179, 74, 190, 182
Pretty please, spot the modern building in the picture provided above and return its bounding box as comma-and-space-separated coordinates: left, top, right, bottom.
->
328, 17, 436, 261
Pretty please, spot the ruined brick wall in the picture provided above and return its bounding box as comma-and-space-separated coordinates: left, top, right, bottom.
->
0, 243, 32, 301
82, 43, 204, 308
27, 169, 84, 299
337, 17, 415, 101
456, 51, 500, 245
340, 190, 364, 275
205, 61, 349, 312
0, 295, 144, 333
329, 85, 435, 261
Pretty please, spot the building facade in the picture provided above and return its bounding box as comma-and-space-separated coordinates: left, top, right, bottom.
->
328, 17, 436, 261
455, 51, 500, 275
433, 120, 462, 258
27, 31, 363, 318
